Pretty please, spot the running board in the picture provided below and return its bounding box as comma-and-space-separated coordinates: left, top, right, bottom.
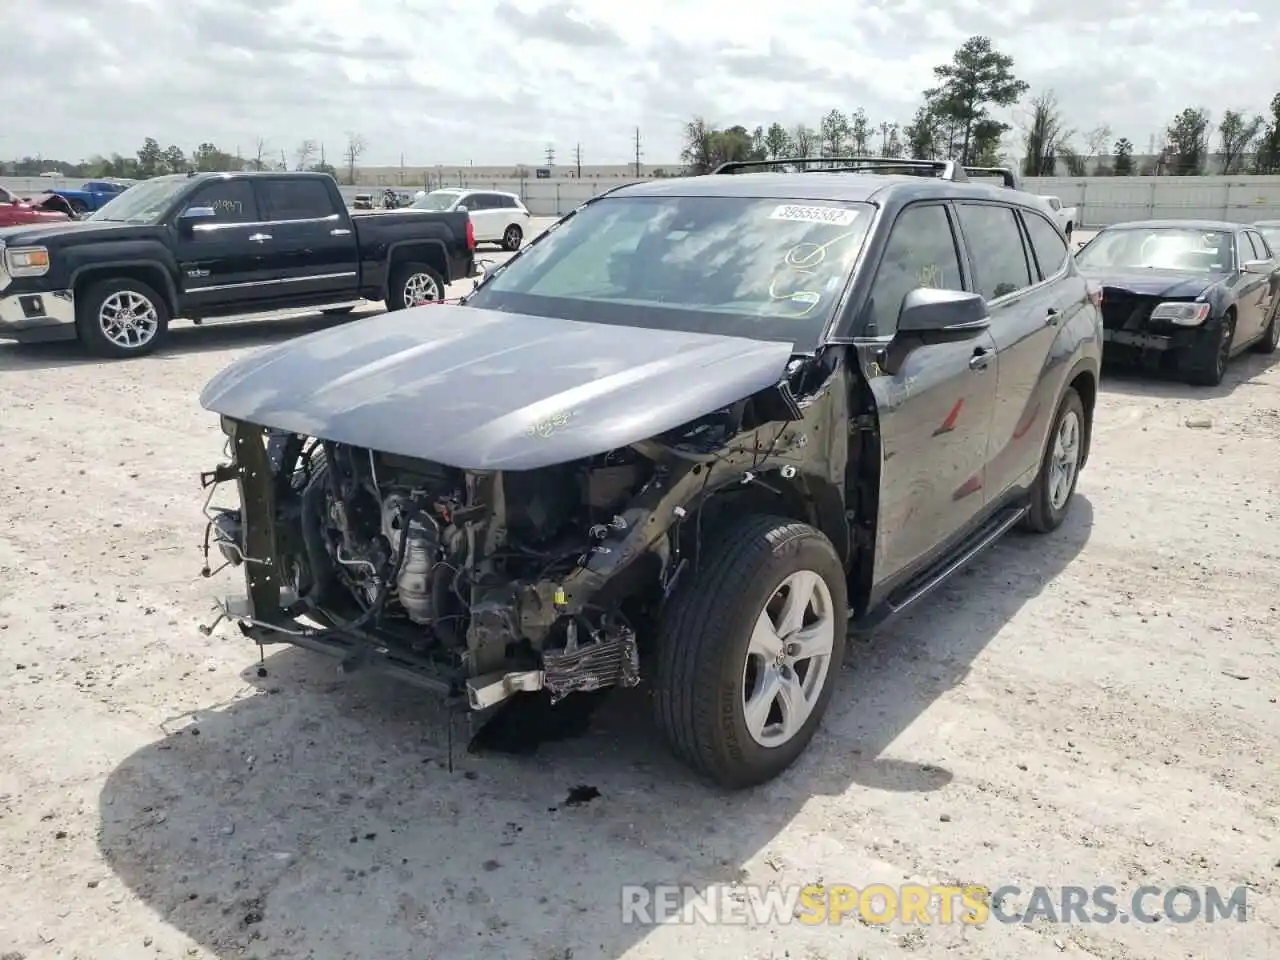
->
851, 504, 1029, 626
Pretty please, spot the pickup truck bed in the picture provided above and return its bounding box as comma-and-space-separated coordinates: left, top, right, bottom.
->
0, 170, 476, 357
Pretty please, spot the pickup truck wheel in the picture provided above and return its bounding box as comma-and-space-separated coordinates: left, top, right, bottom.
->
1021, 387, 1084, 534
68, 198, 88, 217
501, 224, 523, 251
653, 514, 847, 788
75, 278, 170, 359
387, 262, 445, 310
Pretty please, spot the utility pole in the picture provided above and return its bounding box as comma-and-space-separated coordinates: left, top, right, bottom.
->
573, 143, 582, 178
633, 127, 642, 177
399, 152, 405, 185
544, 143, 555, 167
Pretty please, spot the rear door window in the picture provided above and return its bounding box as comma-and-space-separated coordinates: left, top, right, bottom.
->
957, 203, 1034, 300
259, 179, 336, 221
1020, 209, 1070, 280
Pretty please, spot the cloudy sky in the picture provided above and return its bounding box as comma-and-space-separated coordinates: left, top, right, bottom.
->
5, 0, 1279, 167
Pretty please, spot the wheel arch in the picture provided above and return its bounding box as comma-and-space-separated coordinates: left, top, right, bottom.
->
72, 261, 178, 314
384, 239, 449, 298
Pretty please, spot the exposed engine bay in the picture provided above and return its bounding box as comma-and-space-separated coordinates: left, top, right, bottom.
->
198, 355, 855, 713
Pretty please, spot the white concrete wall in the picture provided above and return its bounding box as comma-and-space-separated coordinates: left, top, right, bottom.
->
6, 175, 1280, 225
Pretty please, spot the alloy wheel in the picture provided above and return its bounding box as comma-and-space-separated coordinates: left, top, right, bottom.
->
1049, 409, 1081, 510
98, 291, 160, 349
741, 569, 836, 748
403, 272, 441, 306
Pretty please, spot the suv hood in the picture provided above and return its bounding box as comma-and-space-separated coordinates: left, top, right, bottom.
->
1077, 269, 1221, 299
199, 305, 796, 470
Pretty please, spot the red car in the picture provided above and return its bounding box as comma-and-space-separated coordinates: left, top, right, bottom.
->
0, 184, 74, 227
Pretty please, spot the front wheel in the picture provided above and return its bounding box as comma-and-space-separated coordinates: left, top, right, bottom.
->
1252, 302, 1279, 354
75, 277, 171, 358
501, 224, 523, 251
386, 262, 446, 310
1021, 387, 1085, 533
1182, 312, 1235, 386
654, 515, 847, 788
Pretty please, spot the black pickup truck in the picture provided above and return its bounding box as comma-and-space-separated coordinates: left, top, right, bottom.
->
0, 170, 476, 357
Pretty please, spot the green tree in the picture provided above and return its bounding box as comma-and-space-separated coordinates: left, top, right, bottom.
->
1218, 109, 1263, 174
819, 109, 848, 157
193, 142, 236, 172
1113, 137, 1135, 176
847, 108, 871, 153
762, 122, 792, 160
1165, 107, 1211, 175
161, 144, 187, 174
136, 137, 163, 177
903, 105, 940, 159
790, 123, 817, 157
926, 35, 1029, 164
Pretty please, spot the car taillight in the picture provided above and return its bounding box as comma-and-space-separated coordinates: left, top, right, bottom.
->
465, 219, 475, 250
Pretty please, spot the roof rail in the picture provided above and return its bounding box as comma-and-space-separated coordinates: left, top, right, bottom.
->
963, 165, 1019, 189
711, 155, 970, 182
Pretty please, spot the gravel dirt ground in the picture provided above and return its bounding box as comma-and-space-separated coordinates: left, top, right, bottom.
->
1, 226, 1279, 960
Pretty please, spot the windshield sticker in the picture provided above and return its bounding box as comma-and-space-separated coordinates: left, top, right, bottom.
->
785, 230, 858, 268
767, 270, 823, 318
769, 204, 859, 227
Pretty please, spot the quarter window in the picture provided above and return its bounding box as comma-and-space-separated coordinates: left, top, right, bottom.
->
1245, 231, 1270, 260
863, 203, 965, 337
1021, 210, 1069, 280
957, 203, 1033, 300
185, 180, 258, 223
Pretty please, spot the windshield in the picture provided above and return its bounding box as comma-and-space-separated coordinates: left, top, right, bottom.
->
1076, 226, 1235, 274
413, 191, 461, 212
465, 195, 874, 348
87, 177, 188, 224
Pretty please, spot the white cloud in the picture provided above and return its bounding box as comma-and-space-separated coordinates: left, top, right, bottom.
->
3, 0, 1278, 166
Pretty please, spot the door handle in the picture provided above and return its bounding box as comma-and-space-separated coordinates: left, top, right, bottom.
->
1046, 307, 1061, 325
248, 232, 272, 242
330, 228, 352, 236
969, 348, 991, 371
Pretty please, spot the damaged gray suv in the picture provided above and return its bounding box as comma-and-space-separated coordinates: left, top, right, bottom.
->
197, 157, 1102, 788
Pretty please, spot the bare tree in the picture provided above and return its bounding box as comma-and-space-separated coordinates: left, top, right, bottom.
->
343, 133, 367, 185
1218, 110, 1264, 174
1081, 124, 1113, 170
248, 137, 268, 171
1018, 90, 1072, 176
294, 139, 317, 171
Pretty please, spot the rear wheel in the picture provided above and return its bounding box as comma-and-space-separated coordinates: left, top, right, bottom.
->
75, 277, 170, 358
68, 198, 88, 217
1182, 311, 1234, 386
502, 224, 523, 251
653, 514, 847, 788
1021, 387, 1085, 534
386, 262, 446, 310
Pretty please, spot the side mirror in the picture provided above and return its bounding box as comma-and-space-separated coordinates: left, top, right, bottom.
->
895, 287, 990, 340
176, 206, 216, 235
1242, 259, 1272, 275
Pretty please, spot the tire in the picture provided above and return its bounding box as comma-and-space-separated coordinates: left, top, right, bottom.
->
74, 277, 171, 358
501, 224, 523, 252
320, 305, 356, 316
386, 261, 446, 310
1182, 311, 1235, 386
1021, 387, 1085, 534
1252, 301, 1279, 354
69, 199, 88, 217
653, 514, 848, 789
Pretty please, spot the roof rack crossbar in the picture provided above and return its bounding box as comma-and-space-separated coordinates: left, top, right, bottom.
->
711, 155, 970, 182
962, 165, 1018, 189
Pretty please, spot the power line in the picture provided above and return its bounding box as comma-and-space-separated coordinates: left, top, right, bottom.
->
633, 127, 642, 177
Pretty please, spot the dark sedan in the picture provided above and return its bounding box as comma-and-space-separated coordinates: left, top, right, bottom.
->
1076, 219, 1280, 385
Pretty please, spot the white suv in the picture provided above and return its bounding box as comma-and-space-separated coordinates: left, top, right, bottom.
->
413, 189, 531, 250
